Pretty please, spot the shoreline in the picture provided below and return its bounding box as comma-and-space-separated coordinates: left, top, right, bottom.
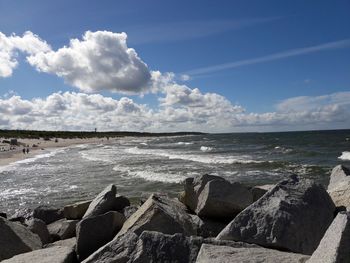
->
0, 137, 111, 167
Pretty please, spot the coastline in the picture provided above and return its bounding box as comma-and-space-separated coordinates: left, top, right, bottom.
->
0, 137, 111, 167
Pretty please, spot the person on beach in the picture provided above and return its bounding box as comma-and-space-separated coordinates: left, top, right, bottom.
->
26, 148, 29, 154
22, 148, 25, 154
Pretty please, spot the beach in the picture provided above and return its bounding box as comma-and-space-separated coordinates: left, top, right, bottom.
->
0, 137, 110, 167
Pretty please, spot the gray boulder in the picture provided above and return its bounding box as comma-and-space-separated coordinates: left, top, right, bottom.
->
1, 245, 76, 263
122, 205, 139, 219
116, 193, 197, 238
190, 214, 227, 238
46, 237, 76, 250
0, 217, 42, 261
27, 218, 51, 244
181, 174, 253, 219
83, 230, 258, 263
196, 244, 309, 263
114, 194, 130, 211
217, 175, 335, 255
48, 219, 78, 241
76, 211, 125, 261
327, 165, 350, 208
83, 184, 117, 218
251, 184, 275, 201
33, 205, 64, 224
64, 200, 91, 220
308, 211, 350, 262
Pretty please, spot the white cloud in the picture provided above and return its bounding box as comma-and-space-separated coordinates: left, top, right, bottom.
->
0, 31, 50, 77
27, 31, 151, 94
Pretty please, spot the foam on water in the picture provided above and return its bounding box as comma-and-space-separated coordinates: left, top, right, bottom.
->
177, 142, 193, 145
338, 151, 350, 161
200, 146, 213, 152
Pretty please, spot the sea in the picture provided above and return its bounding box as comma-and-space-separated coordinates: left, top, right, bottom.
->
1, 129, 350, 215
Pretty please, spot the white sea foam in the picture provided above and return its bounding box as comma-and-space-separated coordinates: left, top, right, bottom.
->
140, 142, 148, 146
177, 142, 193, 145
124, 147, 262, 164
200, 146, 213, 152
338, 151, 350, 161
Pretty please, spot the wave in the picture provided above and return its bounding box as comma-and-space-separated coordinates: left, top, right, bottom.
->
177, 142, 194, 145
200, 146, 213, 152
124, 147, 263, 164
338, 151, 350, 161
80, 151, 114, 163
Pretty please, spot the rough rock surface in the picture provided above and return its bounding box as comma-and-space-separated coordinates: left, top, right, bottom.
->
33, 205, 64, 224
122, 205, 139, 219
46, 237, 76, 250
0, 217, 42, 261
251, 184, 275, 202
190, 214, 227, 238
83, 230, 258, 263
327, 165, 350, 208
196, 244, 309, 263
27, 218, 51, 244
1, 245, 76, 263
308, 211, 350, 262
47, 219, 78, 241
64, 200, 91, 220
76, 211, 125, 261
83, 184, 117, 218
217, 175, 335, 255
181, 174, 253, 219
116, 193, 197, 238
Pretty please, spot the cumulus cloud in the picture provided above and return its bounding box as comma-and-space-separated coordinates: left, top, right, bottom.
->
0, 31, 50, 77
27, 31, 151, 94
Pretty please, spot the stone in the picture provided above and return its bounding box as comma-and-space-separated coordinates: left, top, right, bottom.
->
83, 184, 117, 218
1, 245, 76, 263
122, 205, 139, 219
251, 184, 275, 202
63, 200, 91, 220
33, 205, 64, 224
0, 212, 7, 218
116, 193, 197, 238
27, 218, 51, 244
83, 230, 258, 263
195, 244, 310, 263
76, 211, 125, 261
114, 194, 130, 211
308, 211, 350, 262
327, 165, 350, 208
0, 217, 42, 261
47, 219, 78, 241
181, 174, 253, 219
46, 237, 77, 250
217, 175, 335, 255
190, 214, 227, 238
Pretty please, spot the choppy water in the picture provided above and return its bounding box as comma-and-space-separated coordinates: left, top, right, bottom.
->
1, 130, 350, 215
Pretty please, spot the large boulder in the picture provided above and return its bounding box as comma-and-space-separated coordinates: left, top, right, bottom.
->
196, 244, 309, 263
217, 175, 335, 255
83, 230, 258, 263
46, 237, 76, 250
33, 205, 64, 224
76, 211, 125, 261
1, 245, 76, 263
327, 165, 350, 208
308, 211, 350, 262
47, 219, 78, 241
64, 200, 91, 220
27, 218, 51, 244
116, 193, 197, 238
0, 217, 42, 261
181, 174, 253, 219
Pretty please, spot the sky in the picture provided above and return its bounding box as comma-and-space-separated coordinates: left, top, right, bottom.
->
0, 0, 349, 132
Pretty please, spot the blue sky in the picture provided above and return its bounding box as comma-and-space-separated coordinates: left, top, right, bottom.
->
0, 0, 349, 132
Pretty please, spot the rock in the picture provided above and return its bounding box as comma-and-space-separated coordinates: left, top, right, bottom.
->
114, 194, 130, 211
83, 184, 117, 218
190, 214, 227, 238
251, 184, 275, 202
47, 219, 78, 241
195, 244, 310, 263
46, 237, 76, 250
10, 208, 33, 221
64, 200, 91, 220
0, 212, 7, 218
181, 174, 253, 219
308, 211, 350, 262
33, 205, 64, 224
1, 245, 76, 263
122, 205, 139, 219
76, 211, 125, 261
27, 218, 51, 244
327, 165, 350, 208
0, 217, 42, 261
116, 193, 197, 238
83, 230, 258, 263
217, 175, 335, 255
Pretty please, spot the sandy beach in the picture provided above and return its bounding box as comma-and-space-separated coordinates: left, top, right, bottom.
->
0, 137, 110, 167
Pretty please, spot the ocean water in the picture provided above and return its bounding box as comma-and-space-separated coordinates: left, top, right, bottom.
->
1, 130, 350, 215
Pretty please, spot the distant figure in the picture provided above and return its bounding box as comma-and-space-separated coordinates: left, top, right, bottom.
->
26, 148, 29, 154
22, 148, 25, 154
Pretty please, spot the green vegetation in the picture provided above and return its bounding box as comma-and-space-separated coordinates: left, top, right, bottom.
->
0, 129, 204, 139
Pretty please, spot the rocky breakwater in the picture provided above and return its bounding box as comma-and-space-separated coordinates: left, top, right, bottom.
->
1, 165, 350, 262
